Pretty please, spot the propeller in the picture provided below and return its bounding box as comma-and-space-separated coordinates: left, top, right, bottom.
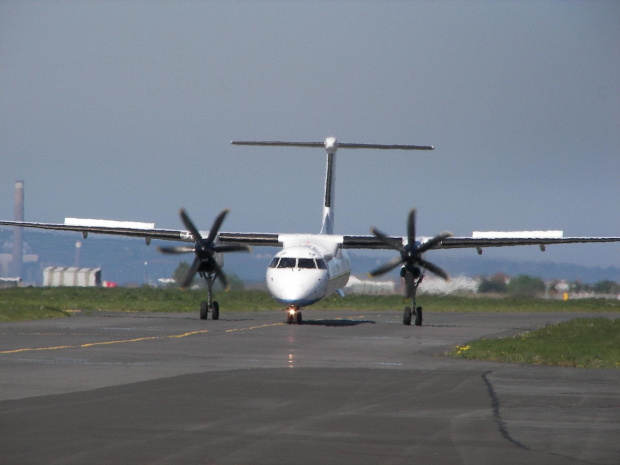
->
368, 209, 452, 297
158, 208, 251, 289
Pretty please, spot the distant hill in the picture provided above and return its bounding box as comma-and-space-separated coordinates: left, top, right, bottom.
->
1, 229, 618, 285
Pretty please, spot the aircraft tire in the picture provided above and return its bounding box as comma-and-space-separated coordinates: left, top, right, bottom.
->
296, 311, 302, 325
200, 301, 208, 320
403, 307, 412, 326
212, 301, 219, 320
286, 314, 293, 324
415, 306, 423, 326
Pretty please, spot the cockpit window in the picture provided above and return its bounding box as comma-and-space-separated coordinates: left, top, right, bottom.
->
277, 257, 296, 268
273, 257, 327, 269
297, 258, 316, 269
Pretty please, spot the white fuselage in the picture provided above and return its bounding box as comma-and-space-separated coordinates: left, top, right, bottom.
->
262, 138, 351, 308
265, 234, 350, 307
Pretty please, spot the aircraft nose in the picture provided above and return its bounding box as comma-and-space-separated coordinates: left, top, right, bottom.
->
267, 270, 328, 306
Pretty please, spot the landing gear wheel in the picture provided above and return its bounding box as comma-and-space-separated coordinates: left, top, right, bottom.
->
200, 301, 208, 320
212, 301, 220, 320
286, 313, 293, 324
296, 311, 303, 325
403, 307, 412, 326
414, 306, 423, 326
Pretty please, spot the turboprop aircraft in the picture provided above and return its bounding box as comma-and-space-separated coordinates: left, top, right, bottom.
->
1, 136, 619, 325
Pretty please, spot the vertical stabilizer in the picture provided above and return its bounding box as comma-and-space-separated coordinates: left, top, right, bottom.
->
320, 149, 336, 234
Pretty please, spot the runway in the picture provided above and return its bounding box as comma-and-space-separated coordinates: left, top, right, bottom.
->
1, 309, 618, 464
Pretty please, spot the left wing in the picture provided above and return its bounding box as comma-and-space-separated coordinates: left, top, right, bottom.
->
343, 233, 620, 251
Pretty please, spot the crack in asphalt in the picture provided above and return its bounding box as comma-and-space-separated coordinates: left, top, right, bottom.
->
482, 370, 531, 451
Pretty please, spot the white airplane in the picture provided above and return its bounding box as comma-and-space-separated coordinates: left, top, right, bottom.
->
2, 136, 619, 325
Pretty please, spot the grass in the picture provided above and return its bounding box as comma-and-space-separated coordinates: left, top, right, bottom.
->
1, 287, 618, 323
450, 318, 620, 369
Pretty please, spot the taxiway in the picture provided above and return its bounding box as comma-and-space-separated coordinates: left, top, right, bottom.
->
1, 310, 618, 464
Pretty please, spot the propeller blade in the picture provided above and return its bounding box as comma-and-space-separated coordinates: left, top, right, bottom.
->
212, 261, 229, 291
157, 245, 195, 254
179, 208, 203, 242
213, 244, 252, 253
368, 208, 453, 298
407, 208, 416, 246
370, 226, 404, 253
180, 257, 202, 289
416, 231, 453, 255
205, 209, 229, 244
417, 258, 450, 281
368, 255, 404, 277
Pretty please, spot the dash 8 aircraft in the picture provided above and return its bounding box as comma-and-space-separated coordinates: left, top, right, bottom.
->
2, 137, 619, 325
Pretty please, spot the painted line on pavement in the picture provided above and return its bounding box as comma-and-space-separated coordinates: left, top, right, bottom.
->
0, 330, 208, 354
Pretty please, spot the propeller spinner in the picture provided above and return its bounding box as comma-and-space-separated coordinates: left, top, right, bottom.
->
158, 208, 251, 289
368, 209, 452, 297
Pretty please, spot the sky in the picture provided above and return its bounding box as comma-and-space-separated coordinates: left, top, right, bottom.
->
1, 1, 619, 268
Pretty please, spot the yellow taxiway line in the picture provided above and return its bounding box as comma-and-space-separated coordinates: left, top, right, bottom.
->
0, 330, 208, 354
225, 322, 284, 333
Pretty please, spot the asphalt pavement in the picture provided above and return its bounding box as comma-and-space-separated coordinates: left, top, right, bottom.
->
1, 309, 618, 464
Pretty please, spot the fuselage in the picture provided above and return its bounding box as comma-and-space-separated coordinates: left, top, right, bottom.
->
265, 234, 350, 308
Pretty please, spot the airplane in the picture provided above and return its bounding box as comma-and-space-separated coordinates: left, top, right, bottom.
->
1, 136, 619, 325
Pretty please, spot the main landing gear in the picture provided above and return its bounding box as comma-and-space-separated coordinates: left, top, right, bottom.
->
199, 272, 220, 320
286, 306, 303, 325
403, 273, 423, 326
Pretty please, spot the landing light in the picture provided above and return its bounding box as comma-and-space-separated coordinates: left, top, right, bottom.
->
288, 308, 296, 316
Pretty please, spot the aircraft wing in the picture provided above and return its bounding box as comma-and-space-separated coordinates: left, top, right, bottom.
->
2, 219, 618, 251
437, 236, 620, 250
0, 220, 281, 247
0, 219, 183, 242
342, 234, 620, 251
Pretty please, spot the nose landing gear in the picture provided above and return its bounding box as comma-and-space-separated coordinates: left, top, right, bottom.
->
286, 306, 303, 325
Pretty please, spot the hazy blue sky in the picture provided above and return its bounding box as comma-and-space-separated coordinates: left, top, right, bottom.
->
1, 1, 618, 268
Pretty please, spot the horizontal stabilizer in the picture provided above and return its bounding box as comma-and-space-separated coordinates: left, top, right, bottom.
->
231, 139, 434, 151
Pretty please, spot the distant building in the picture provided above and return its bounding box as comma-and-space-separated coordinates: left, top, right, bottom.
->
0, 277, 22, 288
0, 252, 39, 282
43, 267, 102, 287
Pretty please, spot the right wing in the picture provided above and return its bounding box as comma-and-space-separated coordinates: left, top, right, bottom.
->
0, 219, 281, 247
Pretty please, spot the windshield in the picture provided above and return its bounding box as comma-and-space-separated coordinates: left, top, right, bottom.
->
297, 258, 316, 269
276, 257, 297, 268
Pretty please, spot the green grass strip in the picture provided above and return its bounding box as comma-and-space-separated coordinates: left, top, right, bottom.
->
1, 288, 619, 323
450, 318, 620, 369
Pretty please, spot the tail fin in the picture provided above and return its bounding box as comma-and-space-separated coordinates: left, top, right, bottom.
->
320, 143, 337, 234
